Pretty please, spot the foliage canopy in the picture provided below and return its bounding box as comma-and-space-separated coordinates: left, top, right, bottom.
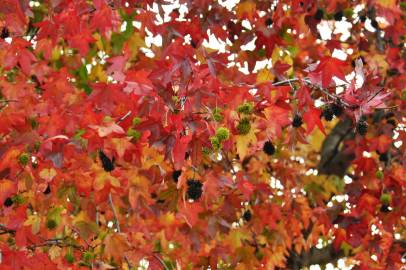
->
0, 0, 405, 269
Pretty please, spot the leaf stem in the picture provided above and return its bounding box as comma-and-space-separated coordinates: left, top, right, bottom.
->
108, 192, 133, 269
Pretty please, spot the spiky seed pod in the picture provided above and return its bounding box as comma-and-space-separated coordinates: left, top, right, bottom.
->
314, 9, 324, 20
265, 18, 273, 26
331, 102, 343, 117
356, 120, 368, 136
210, 136, 221, 150
334, 10, 343, 21
216, 127, 230, 141
43, 185, 51, 194
99, 150, 115, 172
243, 210, 252, 221
213, 108, 223, 122
379, 152, 389, 163
18, 153, 30, 166
46, 219, 57, 230
127, 128, 141, 141
4, 197, 13, 207
322, 106, 334, 121
292, 114, 303, 128
172, 170, 182, 183
380, 193, 391, 205
237, 118, 251, 135
380, 205, 390, 212
237, 102, 254, 115
132, 117, 141, 126
263, 141, 276, 156
0, 27, 9, 39
187, 179, 203, 200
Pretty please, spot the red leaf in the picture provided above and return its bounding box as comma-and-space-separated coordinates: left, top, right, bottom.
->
297, 85, 313, 109
303, 107, 325, 135
309, 56, 347, 87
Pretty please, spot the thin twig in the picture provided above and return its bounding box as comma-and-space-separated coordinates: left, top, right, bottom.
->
117, 110, 132, 124
27, 239, 83, 251
301, 78, 352, 108
153, 253, 171, 270
0, 99, 18, 103
108, 193, 121, 233
366, 88, 385, 104
222, 150, 236, 175
108, 192, 132, 269
272, 78, 300, 86
0, 226, 15, 235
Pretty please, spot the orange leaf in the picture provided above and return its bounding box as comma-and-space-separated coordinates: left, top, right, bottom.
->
104, 233, 130, 261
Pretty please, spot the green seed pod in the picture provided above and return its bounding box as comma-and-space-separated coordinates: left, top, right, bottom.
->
132, 117, 141, 126
127, 128, 141, 141
212, 108, 223, 122
18, 153, 30, 166
210, 136, 221, 150
237, 102, 254, 115
375, 170, 384, 179
215, 127, 230, 141
237, 118, 251, 135
380, 193, 391, 205
46, 219, 57, 230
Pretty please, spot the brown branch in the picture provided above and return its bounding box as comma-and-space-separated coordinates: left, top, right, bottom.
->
0, 224, 16, 235
290, 243, 344, 269
27, 238, 83, 251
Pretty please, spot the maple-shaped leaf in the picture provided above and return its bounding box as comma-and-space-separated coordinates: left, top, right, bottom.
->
93, 165, 121, 191
172, 134, 192, 169
297, 85, 313, 109
235, 1, 256, 22
263, 105, 291, 138
236, 126, 257, 160
369, 135, 392, 154
303, 107, 325, 135
89, 122, 125, 137
308, 57, 347, 88
104, 233, 131, 262
124, 69, 154, 95
236, 176, 255, 200
357, 193, 379, 214
178, 201, 204, 227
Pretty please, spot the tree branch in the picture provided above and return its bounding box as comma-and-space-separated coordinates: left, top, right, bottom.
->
294, 244, 344, 269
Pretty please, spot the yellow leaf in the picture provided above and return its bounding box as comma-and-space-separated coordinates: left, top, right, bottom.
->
377, 0, 396, 8
272, 46, 282, 63
257, 69, 274, 84
93, 168, 121, 190
89, 63, 107, 83
159, 212, 176, 226
48, 246, 61, 260
111, 138, 132, 159
225, 229, 249, 251
236, 126, 257, 160
24, 214, 41, 234
39, 168, 57, 181
235, 1, 256, 21
128, 32, 146, 59
141, 146, 164, 169
104, 233, 130, 261
89, 122, 125, 137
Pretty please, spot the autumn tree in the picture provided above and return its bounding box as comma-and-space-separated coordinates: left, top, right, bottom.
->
0, 0, 405, 269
